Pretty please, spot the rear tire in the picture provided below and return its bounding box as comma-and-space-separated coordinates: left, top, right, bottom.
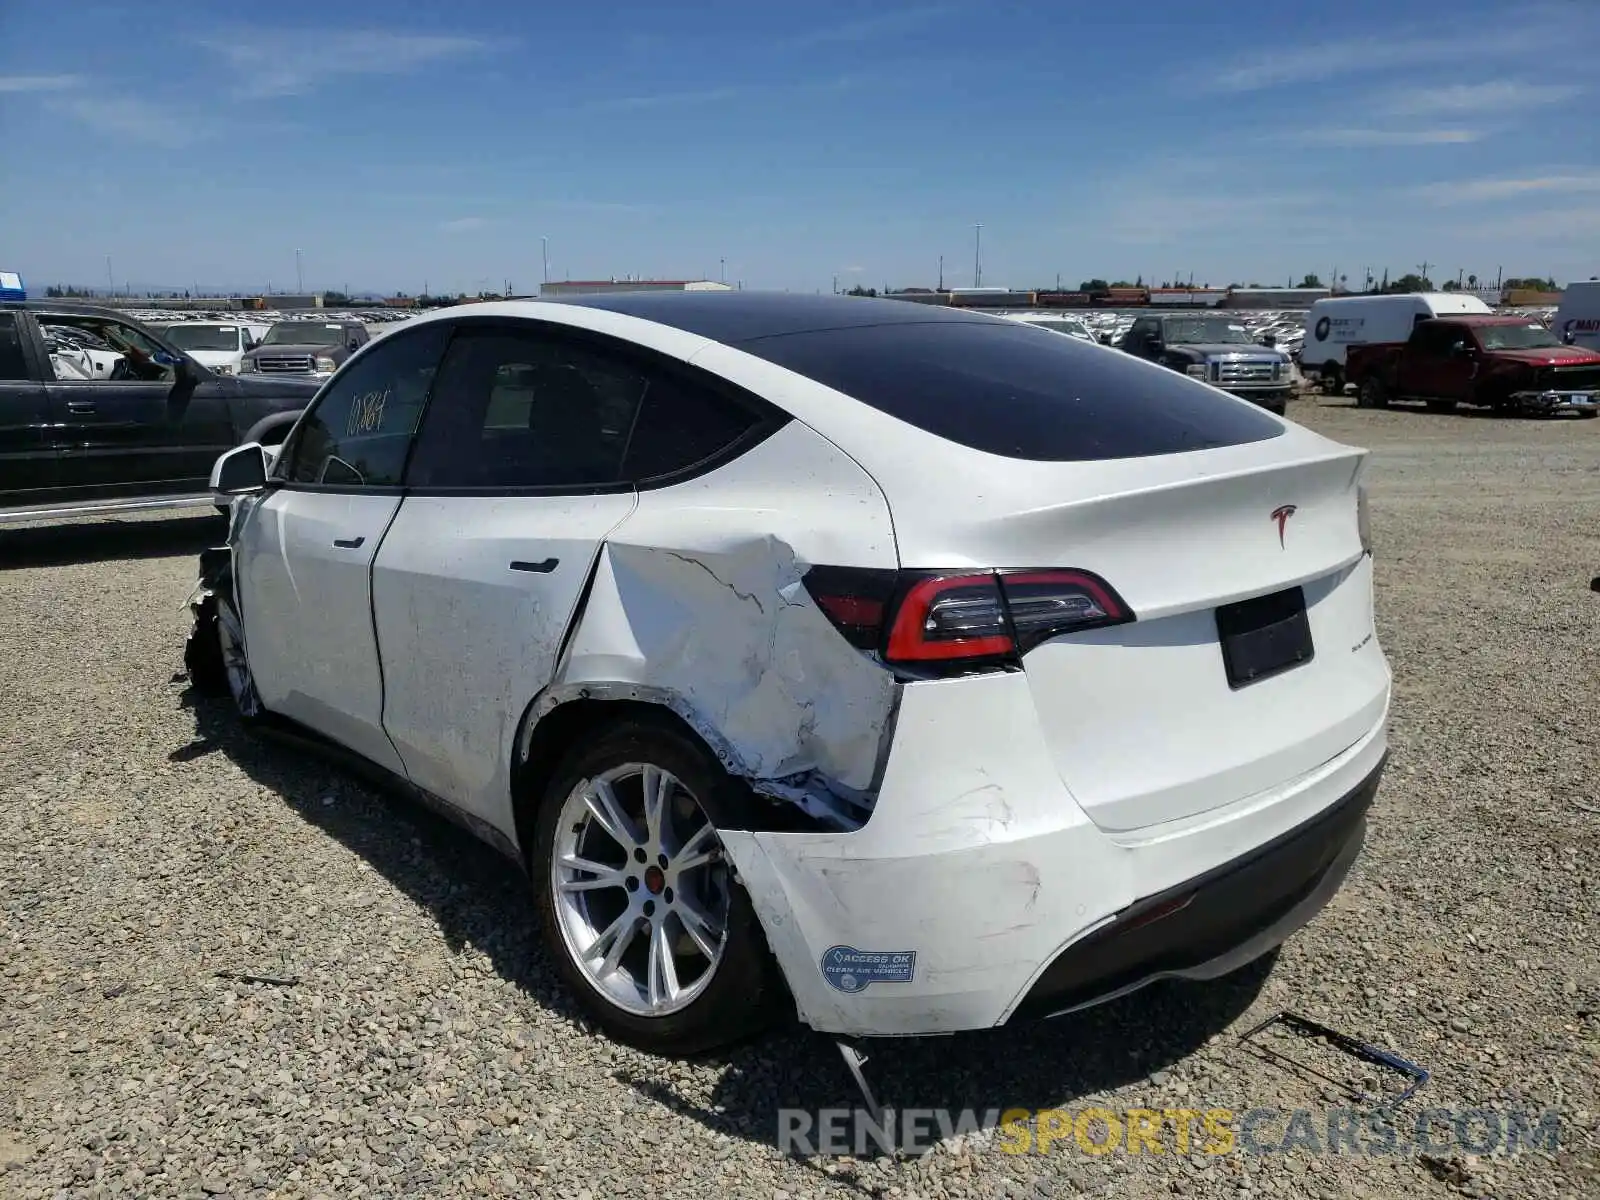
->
1357, 377, 1388, 409
530, 716, 781, 1055
1318, 367, 1343, 396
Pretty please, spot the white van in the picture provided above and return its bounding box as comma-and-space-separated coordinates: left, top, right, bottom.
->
1553, 281, 1600, 352
1299, 293, 1492, 393
161, 321, 270, 376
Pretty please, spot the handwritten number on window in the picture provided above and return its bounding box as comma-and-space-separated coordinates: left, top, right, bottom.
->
347, 388, 390, 436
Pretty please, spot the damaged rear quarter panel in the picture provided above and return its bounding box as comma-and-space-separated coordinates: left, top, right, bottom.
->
546, 419, 901, 810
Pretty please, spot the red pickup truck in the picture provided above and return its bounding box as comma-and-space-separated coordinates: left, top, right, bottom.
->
1345, 315, 1600, 417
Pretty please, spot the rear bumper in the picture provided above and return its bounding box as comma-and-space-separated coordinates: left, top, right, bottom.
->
1010, 753, 1381, 1022
718, 667, 1390, 1039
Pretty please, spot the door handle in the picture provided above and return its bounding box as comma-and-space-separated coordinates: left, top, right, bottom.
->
509, 557, 558, 573
66, 400, 96, 414
333, 536, 365, 549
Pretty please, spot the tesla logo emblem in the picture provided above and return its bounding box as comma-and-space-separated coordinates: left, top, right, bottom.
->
1271, 504, 1297, 547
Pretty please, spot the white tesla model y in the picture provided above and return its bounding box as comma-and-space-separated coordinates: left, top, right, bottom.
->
189, 291, 1389, 1055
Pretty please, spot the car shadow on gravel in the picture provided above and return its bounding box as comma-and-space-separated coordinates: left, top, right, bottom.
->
176, 684, 1271, 1171
0, 513, 226, 569
176, 687, 588, 1031
616, 960, 1272, 1167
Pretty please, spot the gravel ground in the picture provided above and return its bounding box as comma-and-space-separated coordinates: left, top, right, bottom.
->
1, 397, 1597, 1200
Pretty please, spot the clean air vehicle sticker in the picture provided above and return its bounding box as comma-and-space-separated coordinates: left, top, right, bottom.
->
821, 946, 916, 992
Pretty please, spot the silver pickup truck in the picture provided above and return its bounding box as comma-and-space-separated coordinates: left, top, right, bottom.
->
1116, 313, 1294, 414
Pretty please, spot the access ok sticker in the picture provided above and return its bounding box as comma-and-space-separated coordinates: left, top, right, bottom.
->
821, 946, 916, 993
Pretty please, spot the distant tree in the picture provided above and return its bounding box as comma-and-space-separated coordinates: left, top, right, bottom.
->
844, 285, 878, 297
1389, 273, 1432, 293
1467, 274, 1479, 289
1135, 274, 1143, 287
1441, 279, 1460, 291
1298, 274, 1322, 288
1109, 280, 1136, 288
1079, 278, 1110, 292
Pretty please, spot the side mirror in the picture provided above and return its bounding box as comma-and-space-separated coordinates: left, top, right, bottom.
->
1259, 334, 1277, 347
1098, 333, 1113, 345
211, 443, 268, 495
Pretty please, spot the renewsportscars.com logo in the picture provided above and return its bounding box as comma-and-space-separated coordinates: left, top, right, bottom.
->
777, 1105, 1563, 1158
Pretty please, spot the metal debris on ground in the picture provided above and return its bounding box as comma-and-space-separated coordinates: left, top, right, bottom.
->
213, 970, 301, 987
1238, 1010, 1430, 1108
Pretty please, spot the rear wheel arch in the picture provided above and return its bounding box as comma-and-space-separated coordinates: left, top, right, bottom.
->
510, 691, 770, 867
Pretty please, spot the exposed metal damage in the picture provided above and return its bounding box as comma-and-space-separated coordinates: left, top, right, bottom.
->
539, 534, 900, 832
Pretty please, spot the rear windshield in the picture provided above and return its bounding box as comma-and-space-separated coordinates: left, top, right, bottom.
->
734, 320, 1284, 461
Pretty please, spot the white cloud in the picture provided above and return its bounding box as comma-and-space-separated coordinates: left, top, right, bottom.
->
195, 29, 491, 99
441, 217, 487, 232
581, 87, 744, 113
48, 95, 198, 147
1204, 20, 1576, 92
1299, 127, 1483, 147
1382, 80, 1583, 115
786, 7, 954, 49
0, 74, 81, 93
1413, 171, 1600, 204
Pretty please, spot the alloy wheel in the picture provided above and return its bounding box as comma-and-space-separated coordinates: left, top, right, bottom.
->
550, 763, 732, 1017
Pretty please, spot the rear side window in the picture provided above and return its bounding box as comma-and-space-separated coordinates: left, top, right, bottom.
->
622, 373, 769, 482
734, 320, 1284, 461
0, 314, 28, 381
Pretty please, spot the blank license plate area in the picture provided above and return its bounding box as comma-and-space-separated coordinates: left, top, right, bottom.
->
1215, 586, 1314, 689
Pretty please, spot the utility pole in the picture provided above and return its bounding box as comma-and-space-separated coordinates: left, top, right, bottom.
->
105, 255, 113, 297
832, 274, 838, 294
1056, 271, 1061, 291
720, 257, 725, 284
295, 248, 304, 294
973, 223, 982, 288
938, 255, 943, 290
1417, 260, 1432, 287
541, 237, 549, 285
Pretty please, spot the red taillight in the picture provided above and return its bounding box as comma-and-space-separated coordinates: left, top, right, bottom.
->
803, 565, 1133, 672
886, 573, 1015, 662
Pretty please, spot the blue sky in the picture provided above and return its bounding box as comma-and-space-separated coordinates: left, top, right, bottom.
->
1, 0, 1596, 296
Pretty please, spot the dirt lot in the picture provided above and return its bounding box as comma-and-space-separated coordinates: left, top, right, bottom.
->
2, 398, 1597, 1200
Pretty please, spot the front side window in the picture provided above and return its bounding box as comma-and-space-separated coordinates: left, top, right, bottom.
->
277, 323, 451, 487
406, 326, 647, 489
43, 315, 177, 382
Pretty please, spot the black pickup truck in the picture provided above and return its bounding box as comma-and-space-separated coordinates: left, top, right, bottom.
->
1, 301, 323, 519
